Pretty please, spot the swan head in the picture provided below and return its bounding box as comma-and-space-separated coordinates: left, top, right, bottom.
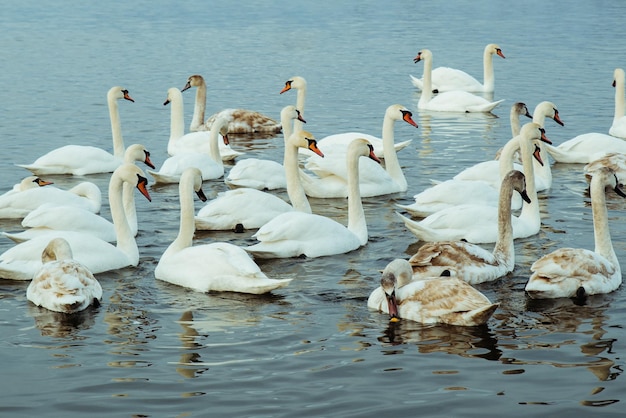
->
503, 170, 531, 204
486, 43, 505, 59
280, 105, 307, 124
211, 116, 231, 145
349, 138, 381, 164
163, 87, 183, 106
18, 176, 53, 191
181, 74, 205, 92
380, 259, 413, 321
613, 68, 625, 88
41, 237, 74, 264
533, 101, 564, 127
181, 168, 208, 202
124, 144, 155, 169
288, 130, 324, 157
387, 104, 418, 128
280, 76, 307, 94
116, 164, 152, 202
512, 102, 532, 119
413, 49, 432, 64
108, 86, 135, 103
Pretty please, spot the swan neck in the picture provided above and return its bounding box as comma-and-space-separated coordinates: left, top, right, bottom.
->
381, 114, 406, 188
170, 93, 185, 143
108, 94, 125, 159
294, 86, 307, 133
167, 176, 196, 256
284, 141, 311, 213
109, 173, 137, 260
281, 111, 294, 145
191, 82, 207, 131
122, 183, 138, 236
590, 175, 618, 264
208, 127, 224, 169
510, 109, 521, 137
615, 74, 625, 121
419, 54, 433, 105
347, 153, 367, 244
498, 136, 519, 178
492, 176, 515, 258
482, 47, 495, 91
519, 138, 539, 222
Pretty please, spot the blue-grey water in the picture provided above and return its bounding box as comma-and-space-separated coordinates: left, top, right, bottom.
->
1, 1, 625, 417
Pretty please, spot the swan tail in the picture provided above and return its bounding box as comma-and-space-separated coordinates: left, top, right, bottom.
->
395, 211, 445, 242
393, 139, 413, 152
410, 75, 424, 90
395, 203, 432, 218
147, 170, 179, 184
1, 231, 30, 243
467, 99, 505, 113
462, 303, 499, 326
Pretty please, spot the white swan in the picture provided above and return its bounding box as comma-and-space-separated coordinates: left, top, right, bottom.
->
195, 130, 324, 231
225, 105, 306, 190
300, 104, 418, 198
181, 74, 281, 134
609, 68, 626, 139
0, 164, 152, 280
408, 170, 531, 284
451, 101, 564, 191
26, 237, 102, 313
149, 116, 229, 184
397, 123, 545, 244
584, 152, 626, 184
244, 138, 380, 258
156, 168, 291, 294
525, 166, 626, 299
0, 179, 102, 219
16, 86, 138, 175
164, 87, 242, 161
414, 49, 504, 113
280, 76, 308, 133
410, 43, 505, 93
543, 131, 626, 164
367, 259, 498, 326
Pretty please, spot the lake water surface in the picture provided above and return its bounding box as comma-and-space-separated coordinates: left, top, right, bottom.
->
1, 1, 625, 417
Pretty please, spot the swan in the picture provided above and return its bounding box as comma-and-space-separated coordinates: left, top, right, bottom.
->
396, 123, 545, 244
299, 104, 418, 198
244, 138, 380, 258
280, 76, 308, 133
16, 86, 139, 175
26, 237, 102, 313
410, 43, 505, 93
0, 164, 152, 280
156, 168, 291, 294
3, 143, 154, 243
543, 131, 626, 164
0, 179, 102, 219
181, 74, 281, 134
148, 116, 229, 184
407, 170, 531, 284
451, 101, 564, 191
525, 166, 626, 299
225, 105, 306, 190
195, 130, 324, 230
414, 49, 504, 113
367, 259, 498, 326
164, 87, 242, 161
609, 68, 626, 139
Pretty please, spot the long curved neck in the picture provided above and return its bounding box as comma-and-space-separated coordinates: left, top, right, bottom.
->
498, 136, 520, 179
482, 48, 495, 92
208, 127, 224, 170
109, 175, 137, 262
190, 82, 207, 132
281, 112, 294, 146
591, 175, 618, 267
418, 54, 434, 106
492, 176, 515, 259
294, 86, 307, 133
284, 142, 311, 213
530, 112, 552, 183
122, 184, 138, 236
170, 93, 185, 144
510, 109, 521, 137
347, 152, 367, 245
381, 115, 406, 188
164, 176, 195, 258
519, 139, 539, 224
615, 73, 625, 122
108, 95, 125, 159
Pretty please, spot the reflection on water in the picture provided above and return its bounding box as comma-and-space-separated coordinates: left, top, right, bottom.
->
28, 304, 98, 339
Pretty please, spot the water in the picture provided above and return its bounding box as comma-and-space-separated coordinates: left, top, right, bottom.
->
1, 1, 625, 416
